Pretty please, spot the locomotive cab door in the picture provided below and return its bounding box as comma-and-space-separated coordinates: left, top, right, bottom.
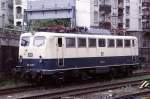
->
131, 39, 136, 62
56, 37, 64, 67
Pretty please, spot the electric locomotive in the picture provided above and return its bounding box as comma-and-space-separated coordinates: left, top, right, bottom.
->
16, 32, 139, 80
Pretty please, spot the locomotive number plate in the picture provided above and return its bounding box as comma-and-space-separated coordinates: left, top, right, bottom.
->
28, 53, 33, 57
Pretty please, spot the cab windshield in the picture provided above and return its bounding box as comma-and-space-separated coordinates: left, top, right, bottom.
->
33, 36, 45, 47
21, 36, 30, 46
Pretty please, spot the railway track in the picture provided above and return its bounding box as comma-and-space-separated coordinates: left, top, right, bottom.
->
115, 89, 150, 98
0, 84, 44, 96
0, 72, 150, 99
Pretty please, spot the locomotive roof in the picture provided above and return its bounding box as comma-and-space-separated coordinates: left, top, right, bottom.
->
21, 32, 137, 39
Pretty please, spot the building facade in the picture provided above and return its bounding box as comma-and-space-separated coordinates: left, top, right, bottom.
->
76, 0, 142, 35
0, 0, 13, 28
13, 0, 26, 30
76, 0, 120, 31
139, 0, 150, 65
123, 0, 142, 37
25, 0, 75, 28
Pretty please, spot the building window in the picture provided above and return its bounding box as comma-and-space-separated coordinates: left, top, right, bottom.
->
16, 21, 22, 27
68, 3, 71, 7
98, 39, 105, 47
88, 38, 96, 47
139, 7, 141, 14
42, 5, 44, 8
30, 5, 32, 9
15, 0, 22, 5
126, 0, 130, 3
30, 12, 32, 15
94, 11, 98, 23
78, 38, 86, 47
16, 6, 22, 14
116, 39, 123, 47
108, 39, 115, 47
55, 10, 57, 14
68, 10, 70, 13
1, 2, 5, 9
126, 19, 130, 28
126, 6, 130, 15
139, 19, 141, 29
66, 38, 76, 48
55, 4, 57, 7
94, 0, 98, 6
42, 11, 45, 15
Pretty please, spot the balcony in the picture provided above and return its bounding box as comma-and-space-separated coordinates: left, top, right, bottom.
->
142, 0, 150, 3
118, 9, 123, 16
142, 21, 150, 31
142, 0, 150, 7
99, 22, 111, 29
16, 14, 23, 19
8, 15, 13, 20
15, 0, 22, 5
99, 5, 111, 12
8, 0, 13, 9
142, 40, 150, 48
118, 23, 123, 29
118, 16, 123, 29
118, 17, 123, 24
118, 3, 123, 9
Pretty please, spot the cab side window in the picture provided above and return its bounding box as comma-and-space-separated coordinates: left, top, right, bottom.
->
88, 38, 96, 47
116, 39, 123, 47
98, 39, 105, 47
108, 39, 115, 47
124, 39, 131, 47
66, 38, 76, 48
78, 38, 86, 47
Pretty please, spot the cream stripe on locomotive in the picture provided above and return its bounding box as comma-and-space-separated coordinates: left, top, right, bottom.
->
19, 32, 138, 60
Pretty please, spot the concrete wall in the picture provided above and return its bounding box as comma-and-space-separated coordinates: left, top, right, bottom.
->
0, 0, 13, 28
26, 0, 75, 20
124, 0, 141, 31
76, 0, 91, 28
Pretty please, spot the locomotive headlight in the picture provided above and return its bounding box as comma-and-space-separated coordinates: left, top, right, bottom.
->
39, 56, 43, 63
19, 55, 22, 63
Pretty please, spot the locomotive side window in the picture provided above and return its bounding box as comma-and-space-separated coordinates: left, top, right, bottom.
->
116, 39, 123, 47
33, 36, 45, 47
66, 38, 75, 48
124, 39, 131, 47
108, 39, 115, 47
58, 38, 62, 47
21, 36, 30, 46
98, 39, 105, 47
78, 38, 86, 47
88, 38, 96, 47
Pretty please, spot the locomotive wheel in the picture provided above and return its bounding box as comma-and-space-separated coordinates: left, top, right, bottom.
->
14, 71, 23, 82
126, 69, 133, 76
53, 72, 65, 86
109, 68, 118, 78
35, 73, 43, 85
79, 71, 89, 81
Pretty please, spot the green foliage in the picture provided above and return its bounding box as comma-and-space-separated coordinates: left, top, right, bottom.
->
29, 19, 71, 31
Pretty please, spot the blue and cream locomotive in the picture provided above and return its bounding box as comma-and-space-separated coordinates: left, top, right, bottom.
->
16, 32, 139, 79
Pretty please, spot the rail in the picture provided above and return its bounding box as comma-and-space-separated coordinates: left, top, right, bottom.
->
0, 72, 150, 98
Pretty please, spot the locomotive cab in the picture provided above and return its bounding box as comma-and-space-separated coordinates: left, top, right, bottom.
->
16, 33, 48, 77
